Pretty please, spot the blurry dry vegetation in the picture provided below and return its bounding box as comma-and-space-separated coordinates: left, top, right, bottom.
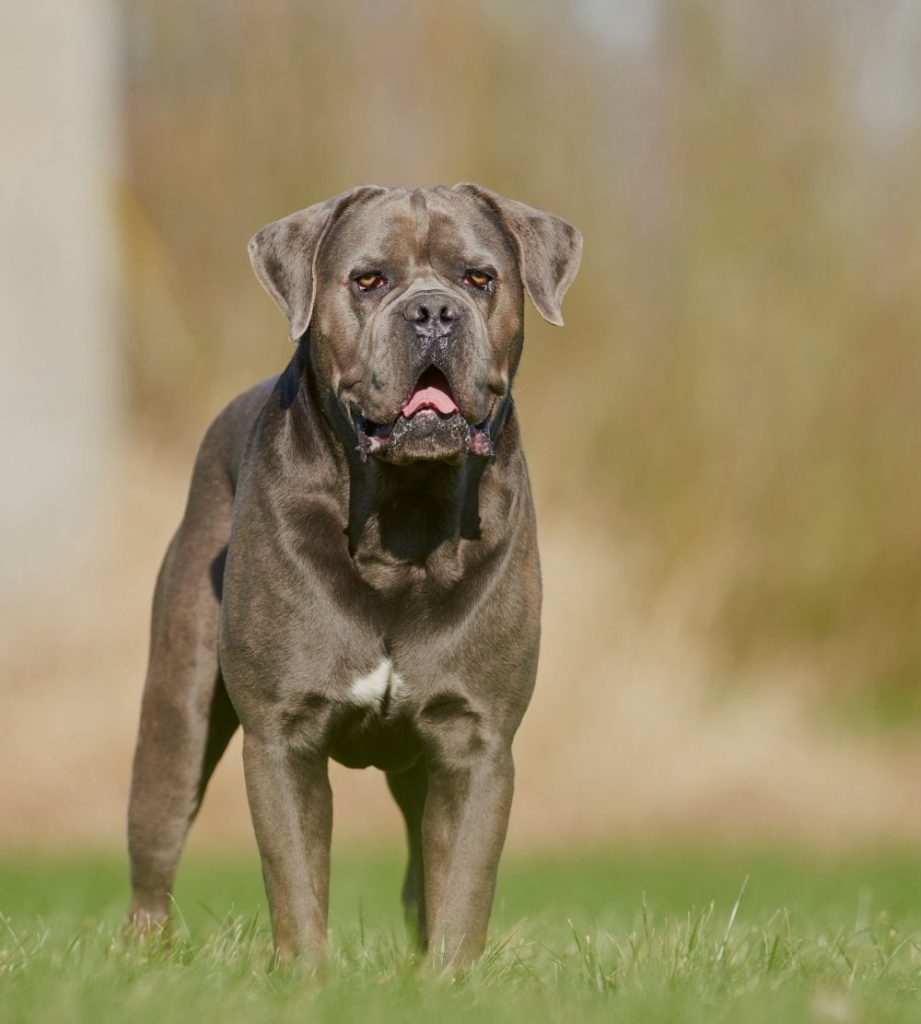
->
119, 0, 921, 716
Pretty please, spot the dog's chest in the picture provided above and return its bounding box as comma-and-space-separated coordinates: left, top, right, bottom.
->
346, 658, 403, 709
328, 657, 420, 772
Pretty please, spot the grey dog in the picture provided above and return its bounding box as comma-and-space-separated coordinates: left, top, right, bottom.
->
127, 184, 582, 966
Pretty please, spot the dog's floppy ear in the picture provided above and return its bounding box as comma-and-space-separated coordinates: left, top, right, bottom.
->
248, 185, 386, 341
454, 183, 582, 326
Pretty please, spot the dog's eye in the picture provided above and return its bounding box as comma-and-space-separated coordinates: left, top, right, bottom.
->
354, 272, 386, 292
463, 269, 493, 291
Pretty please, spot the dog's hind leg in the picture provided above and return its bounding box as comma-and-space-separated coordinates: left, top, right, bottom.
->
126, 537, 238, 927
387, 758, 429, 950
126, 425, 240, 927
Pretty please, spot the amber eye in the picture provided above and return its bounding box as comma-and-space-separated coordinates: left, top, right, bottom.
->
354, 272, 386, 291
464, 269, 493, 290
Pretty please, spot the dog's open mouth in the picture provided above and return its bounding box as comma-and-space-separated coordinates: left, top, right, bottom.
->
356, 367, 494, 463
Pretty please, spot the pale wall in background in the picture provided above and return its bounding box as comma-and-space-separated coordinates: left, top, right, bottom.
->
0, 0, 116, 588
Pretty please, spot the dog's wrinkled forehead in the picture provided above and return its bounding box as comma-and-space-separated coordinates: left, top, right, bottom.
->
247, 183, 582, 340
317, 187, 516, 282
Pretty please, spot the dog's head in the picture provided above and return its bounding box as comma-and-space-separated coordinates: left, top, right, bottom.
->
248, 184, 582, 465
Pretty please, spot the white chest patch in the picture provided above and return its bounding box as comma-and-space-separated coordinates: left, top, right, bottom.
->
348, 658, 402, 708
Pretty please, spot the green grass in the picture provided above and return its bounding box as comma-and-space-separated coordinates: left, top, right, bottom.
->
4, 848, 921, 1022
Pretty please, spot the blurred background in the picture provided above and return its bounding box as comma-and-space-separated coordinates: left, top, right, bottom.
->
2, 0, 921, 854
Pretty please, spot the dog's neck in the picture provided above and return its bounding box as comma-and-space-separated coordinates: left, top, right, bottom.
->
285, 341, 506, 566
347, 457, 487, 564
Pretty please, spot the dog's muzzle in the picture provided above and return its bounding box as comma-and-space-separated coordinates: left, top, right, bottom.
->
355, 366, 494, 464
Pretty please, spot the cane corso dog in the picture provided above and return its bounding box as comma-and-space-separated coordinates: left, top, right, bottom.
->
127, 184, 582, 965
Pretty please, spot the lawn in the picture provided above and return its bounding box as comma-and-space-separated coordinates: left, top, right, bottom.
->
3, 847, 921, 1022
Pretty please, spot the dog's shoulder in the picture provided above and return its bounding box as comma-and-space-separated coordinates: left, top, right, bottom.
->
196, 375, 280, 489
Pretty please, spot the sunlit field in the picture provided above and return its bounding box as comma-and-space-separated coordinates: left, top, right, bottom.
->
4, 850, 921, 1023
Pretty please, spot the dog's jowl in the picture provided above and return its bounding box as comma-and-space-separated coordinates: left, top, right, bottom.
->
127, 184, 582, 965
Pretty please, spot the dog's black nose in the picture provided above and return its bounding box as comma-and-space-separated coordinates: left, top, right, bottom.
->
402, 290, 461, 328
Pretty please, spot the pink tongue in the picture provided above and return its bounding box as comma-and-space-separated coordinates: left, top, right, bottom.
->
401, 375, 459, 417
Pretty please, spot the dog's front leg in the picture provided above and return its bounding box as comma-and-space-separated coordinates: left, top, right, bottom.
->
420, 736, 515, 968
242, 733, 332, 964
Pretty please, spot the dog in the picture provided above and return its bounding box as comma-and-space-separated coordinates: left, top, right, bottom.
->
127, 184, 582, 965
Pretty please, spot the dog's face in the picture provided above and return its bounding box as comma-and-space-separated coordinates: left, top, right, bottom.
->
249, 185, 582, 464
